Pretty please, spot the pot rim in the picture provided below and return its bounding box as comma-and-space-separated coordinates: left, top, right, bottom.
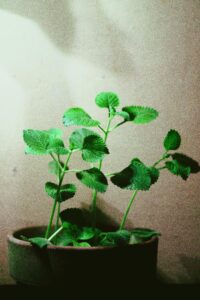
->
7, 225, 158, 250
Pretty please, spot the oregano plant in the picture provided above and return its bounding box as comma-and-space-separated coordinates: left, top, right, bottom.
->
22, 92, 200, 248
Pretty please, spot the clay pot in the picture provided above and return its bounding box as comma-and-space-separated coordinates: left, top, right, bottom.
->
8, 226, 158, 287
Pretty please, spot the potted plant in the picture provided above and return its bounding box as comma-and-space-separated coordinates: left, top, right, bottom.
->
8, 92, 199, 287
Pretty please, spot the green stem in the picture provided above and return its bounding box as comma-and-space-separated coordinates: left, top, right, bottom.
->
55, 202, 60, 230
157, 166, 167, 170
110, 120, 126, 132
48, 226, 63, 242
98, 125, 106, 134
50, 153, 63, 171
91, 115, 113, 227
105, 172, 117, 177
45, 199, 57, 239
45, 151, 72, 238
65, 169, 81, 173
153, 151, 168, 167
120, 190, 138, 230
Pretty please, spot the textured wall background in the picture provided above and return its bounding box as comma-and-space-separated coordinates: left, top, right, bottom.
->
0, 0, 199, 284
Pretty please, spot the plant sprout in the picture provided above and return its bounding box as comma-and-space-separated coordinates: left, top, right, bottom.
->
22, 92, 199, 248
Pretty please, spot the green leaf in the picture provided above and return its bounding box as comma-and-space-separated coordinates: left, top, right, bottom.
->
148, 167, 160, 185
122, 106, 158, 124
164, 129, 181, 151
59, 184, 76, 202
111, 161, 151, 191
95, 92, 120, 109
69, 128, 109, 161
53, 229, 74, 246
45, 182, 58, 199
45, 182, 76, 202
23, 237, 51, 248
47, 138, 69, 155
23, 129, 68, 155
131, 228, 160, 240
23, 129, 50, 155
76, 168, 108, 193
78, 227, 97, 241
82, 135, 109, 162
63, 108, 100, 127
46, 128, 63, 138
73, 241, 91, 247
165, 160, 191, 180
100, 230, 131, 246
171, 153, 200, 174
129, 235, 143, 245
110, 166, 134, 189
60, 208, 86, 227
115, 111, 130, 121
69, 128, 100, 150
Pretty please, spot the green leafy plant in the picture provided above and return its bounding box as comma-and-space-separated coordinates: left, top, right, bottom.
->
22, 92, 199, 248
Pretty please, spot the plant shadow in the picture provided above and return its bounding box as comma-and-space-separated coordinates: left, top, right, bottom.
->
0, 0, 135, 75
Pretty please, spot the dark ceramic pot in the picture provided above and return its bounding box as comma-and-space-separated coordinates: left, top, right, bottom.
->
8, 226, 159, 287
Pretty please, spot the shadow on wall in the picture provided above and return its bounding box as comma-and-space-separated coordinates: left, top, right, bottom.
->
0, 0, 75, 51
157, 256, 200, 284
0, 0, 135, 75
178, 255, 200, 284
81, 194, 134, 229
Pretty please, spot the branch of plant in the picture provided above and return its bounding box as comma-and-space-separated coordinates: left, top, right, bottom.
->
109, 120, 127, 132
48, 226, 63, 242
91, 114, 114, 227
152, 151, 169, 167
50, 153, 63, 172
120, 190, 138, 230
45, 151, 73, 238
64, 169, 81, 173
119, 152, 170, 230
98, 125, 106, 134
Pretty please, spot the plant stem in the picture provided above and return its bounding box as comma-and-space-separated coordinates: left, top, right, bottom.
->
91, 115, 113, 227
55, 202, 60, 230
48, 226, 63, 242
50, 153, 63, 171
98, 125, 106, 134
45, 151, 72, 238
64, 169, 81, 173
153, 151, 168, 167
105, 172, 117, 177
110, 120, 126, 132
120, 190, 138, 230
45, 199, 57, 239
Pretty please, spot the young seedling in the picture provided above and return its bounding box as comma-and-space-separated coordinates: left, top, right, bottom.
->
22, 92, 199, 248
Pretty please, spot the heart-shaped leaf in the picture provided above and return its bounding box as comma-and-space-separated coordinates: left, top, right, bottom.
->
148, 167, 160, 185
131, 228, 160, 240
164, 129, 181, 151
76, 168, 108, 193
165, 160, 191, 180
23, 129, 68, 155
99, 230, 131, 246
45, 182, 76, 202
82, 135, 109, 162
21, 236, 51, 248
95, 92, 120, 109
122, 106, 158, 124
69, 128, 100, 150
111, 161, 151, 191
63, 108, 100, 127
60, 208, 86, 227
171, 153, 200, 174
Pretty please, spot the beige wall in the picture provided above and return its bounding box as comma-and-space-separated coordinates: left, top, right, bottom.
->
0, 0, 200, 284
